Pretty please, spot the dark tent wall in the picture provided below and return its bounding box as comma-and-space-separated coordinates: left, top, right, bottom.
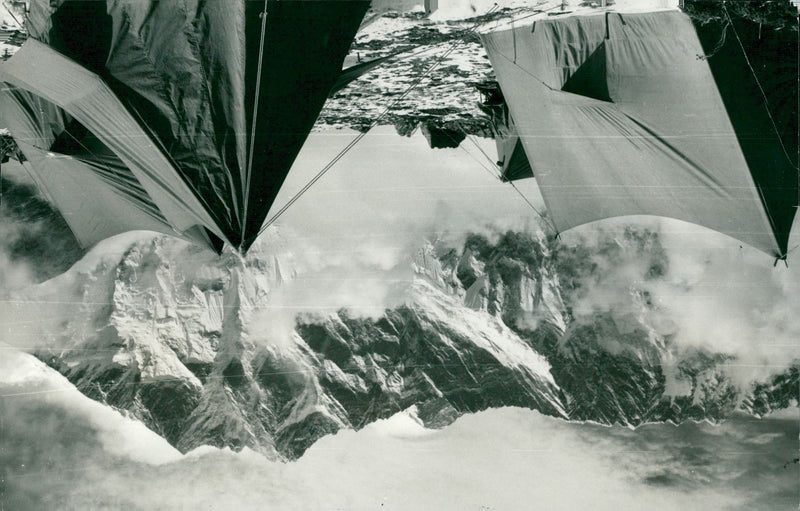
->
18, 0, 371, 252
693, 13, 798, 258
240, 0, 371, 250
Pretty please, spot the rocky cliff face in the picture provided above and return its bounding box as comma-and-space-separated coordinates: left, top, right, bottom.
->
319, 7, 510, 138
24, 227, 797, 461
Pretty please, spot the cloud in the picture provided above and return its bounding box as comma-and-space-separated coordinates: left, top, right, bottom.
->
272, 128, 543, 258
243, 128, 548, 345
2, 349, 796, 511
0, 240, 35, 291
653, 224, 800, 381
0, 164, 84, 290
556, 217, 800, 380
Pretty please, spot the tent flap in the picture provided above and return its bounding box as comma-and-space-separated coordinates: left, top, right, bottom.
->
0, 40, 223, 241
3, 0, 370, 253
481, 10, 797, 256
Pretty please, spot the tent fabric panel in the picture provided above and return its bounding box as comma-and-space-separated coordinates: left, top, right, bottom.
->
603, 12, 776, 246
0, 89, 64, 206
76, 157, 169, 224
500, 136, 533, 182
32, 0, 241, 237
0, 84, 209, 249
104, 0, 242, 239
15, 141, 187, 248
491, 103, 533, 181
0, 87, 67, 152
0, 39, 225, 243
24, 0, 59, 47
26, 0, 370, 252
527, 14, 608, 90
481, 10, 781, 256
477, 84, 534, 181
604, 12, 756, 187
48, 117, 169, 223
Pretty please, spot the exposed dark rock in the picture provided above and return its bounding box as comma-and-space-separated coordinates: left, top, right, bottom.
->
744, 367, 800, 416
139, 381, 202, 445
421, 121, 466, 148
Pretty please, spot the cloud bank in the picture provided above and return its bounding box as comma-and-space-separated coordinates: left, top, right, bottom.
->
3, 128, 797, 379
555, 217, 800, 380
266, 129, 800, 377
1, 350, 796, 511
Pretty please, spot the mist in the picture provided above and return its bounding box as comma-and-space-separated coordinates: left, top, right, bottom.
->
243, 127, 549, 345
554, 217, 800, 380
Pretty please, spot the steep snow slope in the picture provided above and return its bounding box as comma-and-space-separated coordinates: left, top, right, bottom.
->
0, 347, 182, 466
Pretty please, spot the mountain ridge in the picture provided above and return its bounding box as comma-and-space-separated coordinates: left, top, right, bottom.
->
20, 227, 797, 461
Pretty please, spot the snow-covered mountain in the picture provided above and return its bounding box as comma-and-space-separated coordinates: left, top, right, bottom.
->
1, 0, 796, 467
13, 225, 795, 461
319, 1, 518, 137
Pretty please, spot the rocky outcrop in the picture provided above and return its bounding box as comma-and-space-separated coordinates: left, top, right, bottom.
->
318, 7, 508, 139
